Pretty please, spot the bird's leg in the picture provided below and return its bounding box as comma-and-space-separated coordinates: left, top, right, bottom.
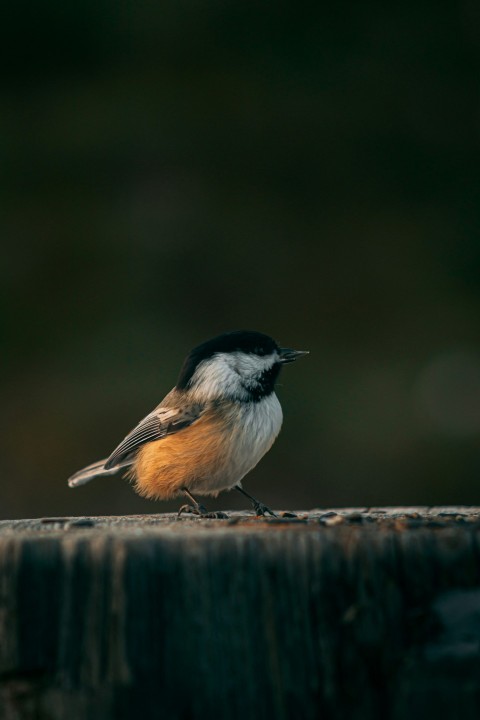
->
235, 485, 277, 517
177, 488, 228, 519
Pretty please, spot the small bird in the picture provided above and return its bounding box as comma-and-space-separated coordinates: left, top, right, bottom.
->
68, 330, 308, 517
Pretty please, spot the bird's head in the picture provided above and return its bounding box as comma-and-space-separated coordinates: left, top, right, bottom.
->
176, 330, 308, 402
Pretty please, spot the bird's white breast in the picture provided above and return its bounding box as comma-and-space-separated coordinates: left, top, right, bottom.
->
191, 393, 283, 495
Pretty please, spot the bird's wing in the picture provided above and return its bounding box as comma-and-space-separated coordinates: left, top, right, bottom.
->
104, 396, 205, 470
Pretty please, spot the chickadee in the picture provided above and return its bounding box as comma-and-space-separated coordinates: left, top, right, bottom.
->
68, 330, 308, 517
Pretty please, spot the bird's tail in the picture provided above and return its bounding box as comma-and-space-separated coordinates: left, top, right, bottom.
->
67, 458, 132, 488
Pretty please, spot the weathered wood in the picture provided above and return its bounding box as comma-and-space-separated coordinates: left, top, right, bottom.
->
0, 507, 479, 719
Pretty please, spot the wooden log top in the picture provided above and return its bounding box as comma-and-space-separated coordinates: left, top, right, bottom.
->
1, 506, 479, 536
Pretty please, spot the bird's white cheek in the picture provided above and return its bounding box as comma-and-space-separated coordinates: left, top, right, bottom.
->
190, 357, 246, 400
231, 352, 278, 378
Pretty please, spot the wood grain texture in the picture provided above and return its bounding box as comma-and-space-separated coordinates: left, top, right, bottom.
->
0, 507, 479, 719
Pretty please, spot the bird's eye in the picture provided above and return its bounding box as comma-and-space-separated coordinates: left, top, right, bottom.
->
254, 347, 267, 356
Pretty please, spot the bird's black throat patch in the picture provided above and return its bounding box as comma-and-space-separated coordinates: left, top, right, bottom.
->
242, 363, 282, 402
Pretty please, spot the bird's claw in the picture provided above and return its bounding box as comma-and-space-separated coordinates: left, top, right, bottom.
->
253, 502, 277, 518
177, 503, 207, 517
177, 504, 228, 519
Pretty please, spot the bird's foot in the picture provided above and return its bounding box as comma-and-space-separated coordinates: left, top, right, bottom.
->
177, 504, 228, 519
177, 502, 207, 517
253, 501, 277, 518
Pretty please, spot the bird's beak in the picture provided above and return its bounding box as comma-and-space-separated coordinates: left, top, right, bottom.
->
278, 348, 310, 363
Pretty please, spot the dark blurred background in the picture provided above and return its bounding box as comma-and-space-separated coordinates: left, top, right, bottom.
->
2, 1, 480, 519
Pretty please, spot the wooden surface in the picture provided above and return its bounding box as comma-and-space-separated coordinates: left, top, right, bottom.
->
1, 507, 480, 719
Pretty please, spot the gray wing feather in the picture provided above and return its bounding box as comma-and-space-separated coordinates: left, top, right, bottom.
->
104, 401, 203, 470
68, 457, 132, 487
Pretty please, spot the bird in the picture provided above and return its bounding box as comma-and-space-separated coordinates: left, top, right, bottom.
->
67, 330, 308, 518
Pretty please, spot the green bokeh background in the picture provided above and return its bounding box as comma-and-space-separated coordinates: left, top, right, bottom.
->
2, 1, 480, 518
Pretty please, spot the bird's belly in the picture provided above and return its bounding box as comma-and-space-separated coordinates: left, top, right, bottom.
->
132, 397, 282, 499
